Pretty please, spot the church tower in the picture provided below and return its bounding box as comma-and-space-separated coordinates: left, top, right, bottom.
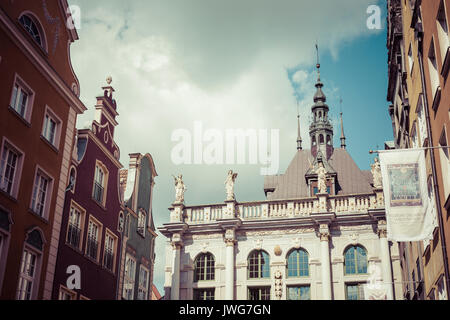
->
309, 57, 334, 160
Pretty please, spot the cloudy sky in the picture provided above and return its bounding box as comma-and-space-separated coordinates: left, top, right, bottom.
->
67, 0, 392, 294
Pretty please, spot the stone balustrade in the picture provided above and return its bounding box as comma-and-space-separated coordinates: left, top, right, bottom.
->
169, 190, 384, 224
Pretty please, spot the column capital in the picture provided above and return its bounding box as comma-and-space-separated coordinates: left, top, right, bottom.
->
224, 228, 237, 246
171, 232, 184, 249
377, 220, 387, 238
318, 223, 330, 241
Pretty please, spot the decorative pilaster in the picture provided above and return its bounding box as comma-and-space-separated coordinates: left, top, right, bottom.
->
170, 203, 185, 223
224, 200, 237, 219
317, 193, 329, 213
319, 224, 332, 300
170, 233, 183, 300
378, 220, 394, 300
224, 228, 236, 300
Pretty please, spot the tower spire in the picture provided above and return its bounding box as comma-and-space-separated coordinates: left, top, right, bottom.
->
340, 107, 346, 149
297, 101, 302, 150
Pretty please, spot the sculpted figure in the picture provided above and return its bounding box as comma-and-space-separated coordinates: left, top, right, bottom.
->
173, 174, 186, 203
225, 170, 238, 201
315, 162, 328, 194
371, 157, 382, 188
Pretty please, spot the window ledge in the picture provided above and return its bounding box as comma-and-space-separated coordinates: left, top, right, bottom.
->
91, 198, 107, 211
431, 86, 442, 112
65, 242, 83, 254
0, 189, 18, 203
441, 47, 450, 79
28, 209, 49, 224
8, 106, 31, 127
40, 135, 59, 154
84, 254, 100, 265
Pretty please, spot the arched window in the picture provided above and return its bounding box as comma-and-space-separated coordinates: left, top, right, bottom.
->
326, 135, 332, 145
248, 250, 270, 279
312, 136, 317, 146
287, 249, 309, 277
344, 245, 367, 275
194, 253, 215, 282
319, 134, 324, 144
19, 14, 44, 48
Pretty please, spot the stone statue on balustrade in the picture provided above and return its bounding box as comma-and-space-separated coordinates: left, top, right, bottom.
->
173, 174, 186, 204
315, 162, 328, 194
371, 157, 383, 189
225, 170, 238, 201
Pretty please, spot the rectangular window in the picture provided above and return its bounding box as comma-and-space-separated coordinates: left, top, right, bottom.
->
439, 127, 450, 198
103, 232, 115, 272
123, 254, 136, 300
66, 204, 84, 250
86, 219, 100, 261
428, 38, 442, 110
137, 265, 149, 300
93, 164, 106, 205
17, 249, 37, 300
194, 288, 215, 301
42, 114, 57, 145
345, 283, 365, 300
408, 44, 414, 75
137, 211, 146, 236
437, 276, 447, 300
31, 171, 51, 218
9, 76, 33, 123
437, 0, 450, 76
59, 287, 76, 300
0, 145, 19, 195
287, 286, 311, 300
248, 287, 271, 301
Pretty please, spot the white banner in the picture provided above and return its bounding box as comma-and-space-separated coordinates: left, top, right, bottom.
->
379, 149, 437, 242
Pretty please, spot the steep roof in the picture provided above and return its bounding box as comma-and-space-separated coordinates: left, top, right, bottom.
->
264, 148, 372, 200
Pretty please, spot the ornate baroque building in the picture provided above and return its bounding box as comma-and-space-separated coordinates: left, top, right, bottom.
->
387, 0, 450, 300
160, 63, 403, 300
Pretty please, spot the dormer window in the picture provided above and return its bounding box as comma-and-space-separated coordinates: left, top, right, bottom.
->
19, 14, 45, 49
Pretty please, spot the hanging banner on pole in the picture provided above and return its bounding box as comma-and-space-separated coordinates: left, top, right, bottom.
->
379, 149, 436, 242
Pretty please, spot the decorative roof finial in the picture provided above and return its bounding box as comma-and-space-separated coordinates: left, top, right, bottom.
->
315, 42, 320, 80
297, 101, 302, 150
340, 104, 347, 150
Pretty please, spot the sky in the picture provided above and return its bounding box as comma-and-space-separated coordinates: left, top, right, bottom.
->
67, 0, 393, 295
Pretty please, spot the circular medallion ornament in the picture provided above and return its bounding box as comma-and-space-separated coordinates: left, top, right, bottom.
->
274, 245, 282, 256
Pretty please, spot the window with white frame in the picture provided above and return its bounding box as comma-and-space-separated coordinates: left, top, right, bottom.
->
16, 249, 37, 300
428, 38, 441, 108
103, 232, 115, 272
437, 0, 449, 73
411, 121, 419, 148
437, 276, 447, 300
123, 254, 136, 300
19, 14, 45, 49
86, 219, 100, 261
42, 107, 61, 148
93, 163, 107, 205
9, 79, 33, 121
30, 170, 51, 218
438, 127, 450, 199
31, 170, 52, 218
417, 94, 428, 146
58, 287, 76, 300
137, 210, 146, 236
408, 44, 414, 75
67, 203, 84, 250
0, 142, 22, 197
137, 265, 149, 300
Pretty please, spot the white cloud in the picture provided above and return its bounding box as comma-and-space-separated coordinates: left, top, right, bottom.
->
68, 0, 382, 295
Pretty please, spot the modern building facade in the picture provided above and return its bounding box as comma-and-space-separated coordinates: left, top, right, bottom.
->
0, 0, 86, 299
160, 63, 403, 300
51, 79, 124, 300
387, 0, 450, 300
119, 153, 158, 300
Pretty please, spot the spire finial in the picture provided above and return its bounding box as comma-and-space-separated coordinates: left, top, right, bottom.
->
315, 42, 321, 80
340, 104, 346, 149
297, 101, 302, 150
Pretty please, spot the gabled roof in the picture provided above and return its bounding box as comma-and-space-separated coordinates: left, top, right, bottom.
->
264, 148, 372, 200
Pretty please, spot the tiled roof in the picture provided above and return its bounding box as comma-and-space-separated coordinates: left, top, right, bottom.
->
264, 148, 373, 200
